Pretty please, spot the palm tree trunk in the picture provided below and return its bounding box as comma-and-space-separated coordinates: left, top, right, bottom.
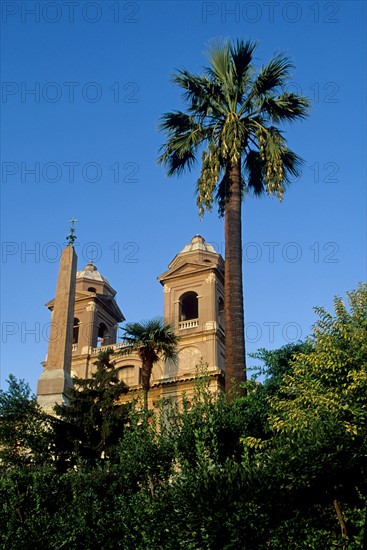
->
141, 361, 153, 410
224, 161, 246, 400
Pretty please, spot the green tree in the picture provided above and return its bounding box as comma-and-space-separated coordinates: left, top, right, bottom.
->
269, 285, 367, 435
250, 342, 312, 396
2, 315, 366, 549
271, 284, 367, 543
245, 284, 367, 546
0, 375, 51, 470
158, 38, 310, 398
120, 318, 179, 410
53, 349, 129, 467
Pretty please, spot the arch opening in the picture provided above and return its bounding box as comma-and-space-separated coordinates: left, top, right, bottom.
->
218, 297, 225, 329
73, 318, 80, 344
97, 322, 109, 347
179, 291, 198, 322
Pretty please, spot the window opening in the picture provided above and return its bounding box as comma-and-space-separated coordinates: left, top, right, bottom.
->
179, 292, 198, 321
73, 318, 80, 344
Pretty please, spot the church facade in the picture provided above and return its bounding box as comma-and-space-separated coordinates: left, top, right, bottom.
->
37, 235, 226, 413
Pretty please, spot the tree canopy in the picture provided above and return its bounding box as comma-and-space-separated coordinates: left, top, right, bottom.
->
1, 285, 366, 548
53, 349, 130, 467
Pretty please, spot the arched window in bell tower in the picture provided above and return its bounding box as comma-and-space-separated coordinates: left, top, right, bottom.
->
73, 318, 80, 344
179, 291, 199, 322
218, 298, 225, 329
97, 322, 109, 347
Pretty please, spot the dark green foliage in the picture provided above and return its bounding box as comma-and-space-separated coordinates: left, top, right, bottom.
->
250, 341, 312, 392
0, 375, 52, 469
53, 349, 130, 467
0, 465, 130, 550
1, 287, 366, 548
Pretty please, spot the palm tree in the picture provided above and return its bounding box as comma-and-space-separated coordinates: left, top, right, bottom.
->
158, 38, 310, 399
120, 318, 179, 410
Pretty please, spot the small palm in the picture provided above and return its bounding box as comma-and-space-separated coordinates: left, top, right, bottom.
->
121, 318, 179, 409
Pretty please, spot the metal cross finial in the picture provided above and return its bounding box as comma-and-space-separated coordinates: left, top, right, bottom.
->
66, 218, 78, 246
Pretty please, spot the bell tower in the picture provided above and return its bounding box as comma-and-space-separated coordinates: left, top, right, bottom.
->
38, 253, 125, 414
74, 261, 124, 349
56, 261, 124, 381
157, 235, 225, 385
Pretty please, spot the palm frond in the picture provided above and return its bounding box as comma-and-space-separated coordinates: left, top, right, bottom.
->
252, 55, 294, 96
244, 149, 265, 195
206, 38, 232, 86
172, 70, 227, 118
261, 93, 310, 123
206, 39, 257, 111
158, 111, 207, 175
158, 148, 197, 177
206, 38, 241, 111
120, 318, 179, 362
158, 112, 206, 148
280, 148, 304, 182
230, 38, 257, 88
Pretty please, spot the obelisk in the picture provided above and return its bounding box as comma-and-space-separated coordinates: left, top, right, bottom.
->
37, 221, 78, 413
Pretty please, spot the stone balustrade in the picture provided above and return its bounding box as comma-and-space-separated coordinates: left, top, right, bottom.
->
178, 319, 199, 330
91, 341, 130, 354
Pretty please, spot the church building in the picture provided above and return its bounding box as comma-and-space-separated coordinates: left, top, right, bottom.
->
37, 235, 226, 413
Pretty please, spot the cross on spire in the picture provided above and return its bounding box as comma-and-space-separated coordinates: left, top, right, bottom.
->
66, 218, 78, 246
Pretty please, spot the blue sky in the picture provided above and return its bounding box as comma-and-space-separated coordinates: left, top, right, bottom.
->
1, 0, 366, 392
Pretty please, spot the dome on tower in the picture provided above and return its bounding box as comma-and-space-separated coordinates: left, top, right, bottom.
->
179, 235, 217, 255
158, 235, 224, 285
76, 260, 111, 285
76, 260, 116, 296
